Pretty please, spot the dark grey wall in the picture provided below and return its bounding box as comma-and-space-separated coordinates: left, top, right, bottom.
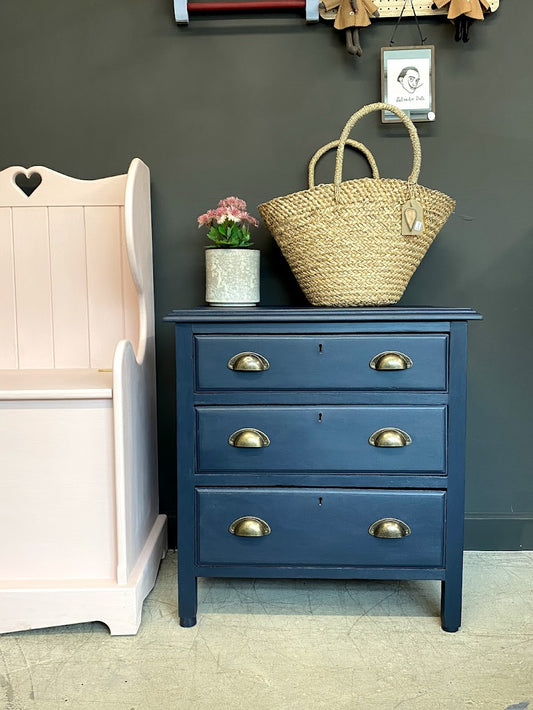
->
1, 1, 531, 549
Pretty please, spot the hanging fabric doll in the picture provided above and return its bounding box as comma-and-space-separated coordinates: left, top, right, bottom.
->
432, 0, 491, 42
321, 0, 379, 56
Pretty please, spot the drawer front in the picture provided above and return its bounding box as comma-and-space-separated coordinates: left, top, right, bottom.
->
195, 334, 448, 391
197, 405, 446, 473
196, 488, 445, 567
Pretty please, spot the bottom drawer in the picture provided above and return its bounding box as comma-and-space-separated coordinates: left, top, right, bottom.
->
196, 488, 445, 568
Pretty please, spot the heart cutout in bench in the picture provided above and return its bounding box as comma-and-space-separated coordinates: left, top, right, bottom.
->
14, 171, 42, 197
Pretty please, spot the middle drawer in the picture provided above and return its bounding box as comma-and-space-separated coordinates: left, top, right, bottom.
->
196, 406, 446, 473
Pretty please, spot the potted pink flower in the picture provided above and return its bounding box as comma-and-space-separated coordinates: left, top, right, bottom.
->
198, 197, 260, 306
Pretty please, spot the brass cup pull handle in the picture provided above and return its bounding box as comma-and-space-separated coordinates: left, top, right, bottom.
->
229, 516, 271, 537
369, 428, 412, 447
228, 352, 270, 371
369, 351, 413, 371
369, 518, 411, 539
228, 428, 270, 448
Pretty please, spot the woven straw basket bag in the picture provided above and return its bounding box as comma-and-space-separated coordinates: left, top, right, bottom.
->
258, 102, 456, 307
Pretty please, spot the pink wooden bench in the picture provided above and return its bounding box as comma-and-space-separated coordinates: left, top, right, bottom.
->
0, 159, 167, 635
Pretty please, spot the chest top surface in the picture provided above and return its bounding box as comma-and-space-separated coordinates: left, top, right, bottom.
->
163, 306, 482, 330
164, 306, 482, 324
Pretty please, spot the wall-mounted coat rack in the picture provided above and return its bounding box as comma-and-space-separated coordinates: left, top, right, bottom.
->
368, 0, 498, 18
174, 0, 498, 24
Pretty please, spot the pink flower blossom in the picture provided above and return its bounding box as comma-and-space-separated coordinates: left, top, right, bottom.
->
199, 201, 259, 228
197, 209, 217, 227
218, 197, 247, 212
241, 212, 259, 228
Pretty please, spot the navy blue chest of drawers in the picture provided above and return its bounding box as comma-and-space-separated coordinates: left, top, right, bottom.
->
164, 307, 481, 631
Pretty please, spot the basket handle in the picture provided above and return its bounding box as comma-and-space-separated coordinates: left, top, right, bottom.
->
308, 139, 380, 189
334, 102, 422, 201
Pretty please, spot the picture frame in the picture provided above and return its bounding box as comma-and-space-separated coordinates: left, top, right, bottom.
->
381, 45, 435, 123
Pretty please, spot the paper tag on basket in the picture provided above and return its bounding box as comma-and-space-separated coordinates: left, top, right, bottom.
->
402, 199, 425, 236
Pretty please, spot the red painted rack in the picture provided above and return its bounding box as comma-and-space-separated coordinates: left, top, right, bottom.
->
174, 0, 319, 23
188, 1, 306, 11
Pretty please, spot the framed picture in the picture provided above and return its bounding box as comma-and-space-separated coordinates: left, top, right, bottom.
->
381, 45, 435, 123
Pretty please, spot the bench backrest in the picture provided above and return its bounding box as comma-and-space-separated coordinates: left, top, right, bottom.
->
0, 164, 143, 370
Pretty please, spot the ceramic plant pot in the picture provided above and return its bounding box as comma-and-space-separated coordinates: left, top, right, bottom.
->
205, 248, 260, 306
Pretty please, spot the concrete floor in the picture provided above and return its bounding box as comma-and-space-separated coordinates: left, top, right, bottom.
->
1, 552, 532, 710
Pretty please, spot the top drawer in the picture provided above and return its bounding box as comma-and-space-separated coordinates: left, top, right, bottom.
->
195, 334, 448, 391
